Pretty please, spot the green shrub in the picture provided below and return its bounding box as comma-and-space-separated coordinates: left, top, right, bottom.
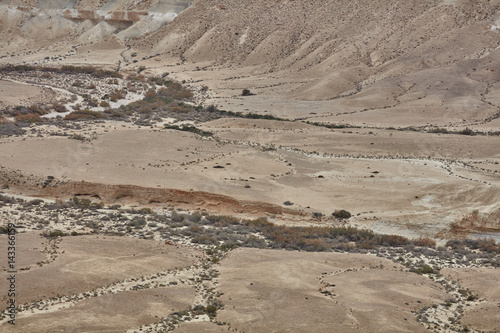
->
241, 88, 253, 96
205, 305, 217, 317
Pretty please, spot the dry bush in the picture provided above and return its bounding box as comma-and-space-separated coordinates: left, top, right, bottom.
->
127, 73, 146, 82
378, 234, 409, 247
15, 114, 42, 123
415, 237, 437, 248
53, 103, 67, 113
332, 209, 352, 219
158, 86, 193, 100
167, 102, 192, 113
27, 104, 46, 115
0, 117, 8, 124
64, 110, 106, 120
144, 89, 158, 101
138, 104, 153, 114
109, 89, 127, 102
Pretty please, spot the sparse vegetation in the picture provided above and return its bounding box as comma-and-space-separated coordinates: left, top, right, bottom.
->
305, 121, 356, 129
64, 110, 106, 120
164, 124, 213, 137
0, 64, 122, 78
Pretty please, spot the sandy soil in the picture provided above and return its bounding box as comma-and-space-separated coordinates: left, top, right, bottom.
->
0, 80, 52, 108
1, 121, 499, 237
214, 248, 447, 333
4, 286, 195, 333
0, 233, 200, 304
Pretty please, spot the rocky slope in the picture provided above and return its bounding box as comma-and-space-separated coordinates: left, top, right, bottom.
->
132, 0, 500, 100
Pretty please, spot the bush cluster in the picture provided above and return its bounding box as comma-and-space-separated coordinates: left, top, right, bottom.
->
64, 110, 106, 120
0, 64, 122, 78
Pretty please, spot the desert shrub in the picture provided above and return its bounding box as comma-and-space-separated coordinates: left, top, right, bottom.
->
109, 89, 127, 102
241, 235, 267, 248
148, 76, 165, 85
99, 101, 110, 108
138, 207, 154, 215
410, 264, 437, 275
305, 121, 352, 129
378, 234, 409, 247
445, 239, 466, 250
191, 234, 217, 245
144, 89, 158, 101
69, 134, 86, 141
0, 117, 7, 124
27, 199, 44, 206
204, 215, 239, 227
127, 73, 146, 82
475, 239, 500, 253
204, 105, 288, 121
167, 101, 194, 113
60, 65, 122, 78
128, 218, 147, 229
241, 88, 253, 96
0, 194, 16, 204
183, 225, 203, 237
27, 104, 47, 115
303, 238, 330, 251
414, 237, 436, 248
53, 103, 67, 113
44, 230, 66, 238
0, 65, 120, 78
138, 104, 153, 114
459, 127, 475, 136
332, 209, 352, 219
158, 85, 193, 100
164, 124, 212, 137
188, 212, 202, 223
14, 114, 43, 123
171, 211, 185, 223
429, 127, 448, 134
64, 110, 106, 120
205, 305, 217, 317
72, 197, 104, 210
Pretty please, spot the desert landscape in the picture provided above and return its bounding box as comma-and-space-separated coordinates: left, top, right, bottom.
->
1, 0, 500, 332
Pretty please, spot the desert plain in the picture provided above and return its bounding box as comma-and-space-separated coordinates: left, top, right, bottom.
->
1, 0, 500, 332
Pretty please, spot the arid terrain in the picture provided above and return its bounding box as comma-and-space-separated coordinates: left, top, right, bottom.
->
1, 0, 500, 332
